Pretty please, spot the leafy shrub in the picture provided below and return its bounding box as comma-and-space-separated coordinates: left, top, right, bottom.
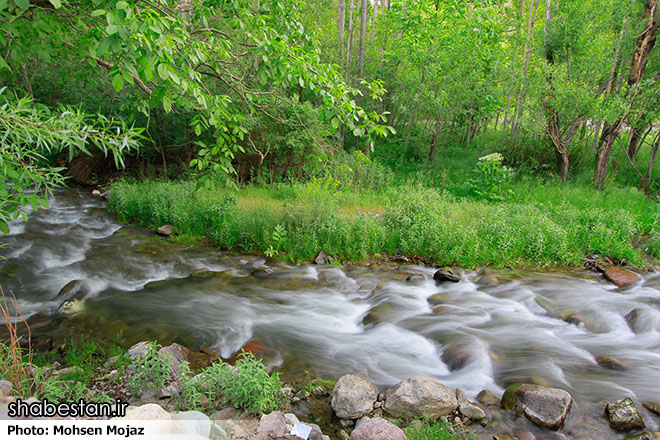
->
178, 352, 285, 415
128, 343, 174, 395
468, 153, 513, 201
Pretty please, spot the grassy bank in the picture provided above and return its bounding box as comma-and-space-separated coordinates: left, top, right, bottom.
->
108, 176, 660, 269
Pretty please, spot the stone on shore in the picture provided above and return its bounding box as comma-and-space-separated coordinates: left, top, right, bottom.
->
383, 376, 458, 419
331, 374, 379, 420
157, 225, 174, 237
349, 417, 407, 440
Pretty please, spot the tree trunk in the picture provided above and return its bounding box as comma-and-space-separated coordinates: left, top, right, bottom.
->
512, 0, 540, 138
595, 0, 660, 189
371, 0, 378, 43
358, 0, 368, 78
338, 0, 345, 65
643, 130, 660, 190
345, 0, 356, 73
428, 130, 438, 164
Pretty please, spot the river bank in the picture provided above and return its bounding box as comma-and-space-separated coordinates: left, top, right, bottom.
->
2, 187, 660, 439
108, 179, 660, 271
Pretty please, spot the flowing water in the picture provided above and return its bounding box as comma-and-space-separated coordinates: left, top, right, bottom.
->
2, 187, 660, 438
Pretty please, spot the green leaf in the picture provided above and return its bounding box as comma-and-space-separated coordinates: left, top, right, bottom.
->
15, 0, 29, 10
0, 220, 8, 234
112, 74, 124, 92
106, 24, 119, 35
162, 95, 172, 113
0, 0, 8, 11
331, 117, 339, 130
91, 9, 106, 16
157, 63, 169, 80
48, 0, 61, 8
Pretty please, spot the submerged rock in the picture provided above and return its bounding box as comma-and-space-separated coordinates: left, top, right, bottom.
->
603, 268, 639, 288
624, 431, 660, 440
349, 417, 407, 440
384, 376, 458, 419
441, 344, 473, 371
433, 267, 461, 283
625, 308, 659, 333
605, 397, 645, 431
643, 402, 660, 417
501, 383, 572, 430
595, 354, 630, 371
331, 374, 379, 420
477, 389, 500, 407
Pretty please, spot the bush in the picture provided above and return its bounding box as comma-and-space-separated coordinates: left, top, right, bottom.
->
128, 343, 174, 395
178, 352, 285, 415
404, 419, 473, 440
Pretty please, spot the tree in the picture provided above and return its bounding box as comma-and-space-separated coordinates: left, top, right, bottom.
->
595, 0, 660, 189
0, 0, 389, 188
0, 88, 141, 233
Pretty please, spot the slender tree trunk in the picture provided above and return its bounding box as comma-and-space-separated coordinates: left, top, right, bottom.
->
643, 130, 660, 190
338, 0, 345, 66
371, 0, 378, 43
512, 0, 540, 138
428, 129, 439, 164
358, 0, 368, 78
596, 0, 660, 189
345, 0, 356, 73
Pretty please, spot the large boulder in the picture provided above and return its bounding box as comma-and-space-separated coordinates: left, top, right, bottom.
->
127, 341, 154, 361
383, 376, 458, 419
605, 398, 645, 431
350, 417, 407, 440
501, 384, 572, 430
433, 268, 461, 284
332, 374, 379, 420
603, 268, 639, 288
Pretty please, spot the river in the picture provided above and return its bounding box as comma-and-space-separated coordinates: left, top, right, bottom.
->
1, 187, 659, 439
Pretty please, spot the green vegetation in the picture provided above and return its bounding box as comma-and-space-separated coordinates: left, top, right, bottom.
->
179, 352, 286, 415
109, 166, 660, 268
404, 419, 473, 440
128, 343, 174, 395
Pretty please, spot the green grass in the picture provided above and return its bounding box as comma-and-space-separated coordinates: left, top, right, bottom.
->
108, 173, 660, 269
403, 419, 473, 440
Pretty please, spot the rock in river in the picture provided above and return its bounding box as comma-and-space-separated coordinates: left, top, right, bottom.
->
331, 374, 379, 420
433, 267, 461, 283
605, 397, 645, 431
603, 268, 639, 288
501, 383, 572, 430
643, 402, 660, 417
384, 376, 458, 419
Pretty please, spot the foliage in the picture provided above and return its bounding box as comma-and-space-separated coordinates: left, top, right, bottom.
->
128, 343, 173, 395
109, 176, 660, 268
468, 153, 513, 201
178, 351, 285, 415
404, 418, 473, 440
0, 88, 141, 233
